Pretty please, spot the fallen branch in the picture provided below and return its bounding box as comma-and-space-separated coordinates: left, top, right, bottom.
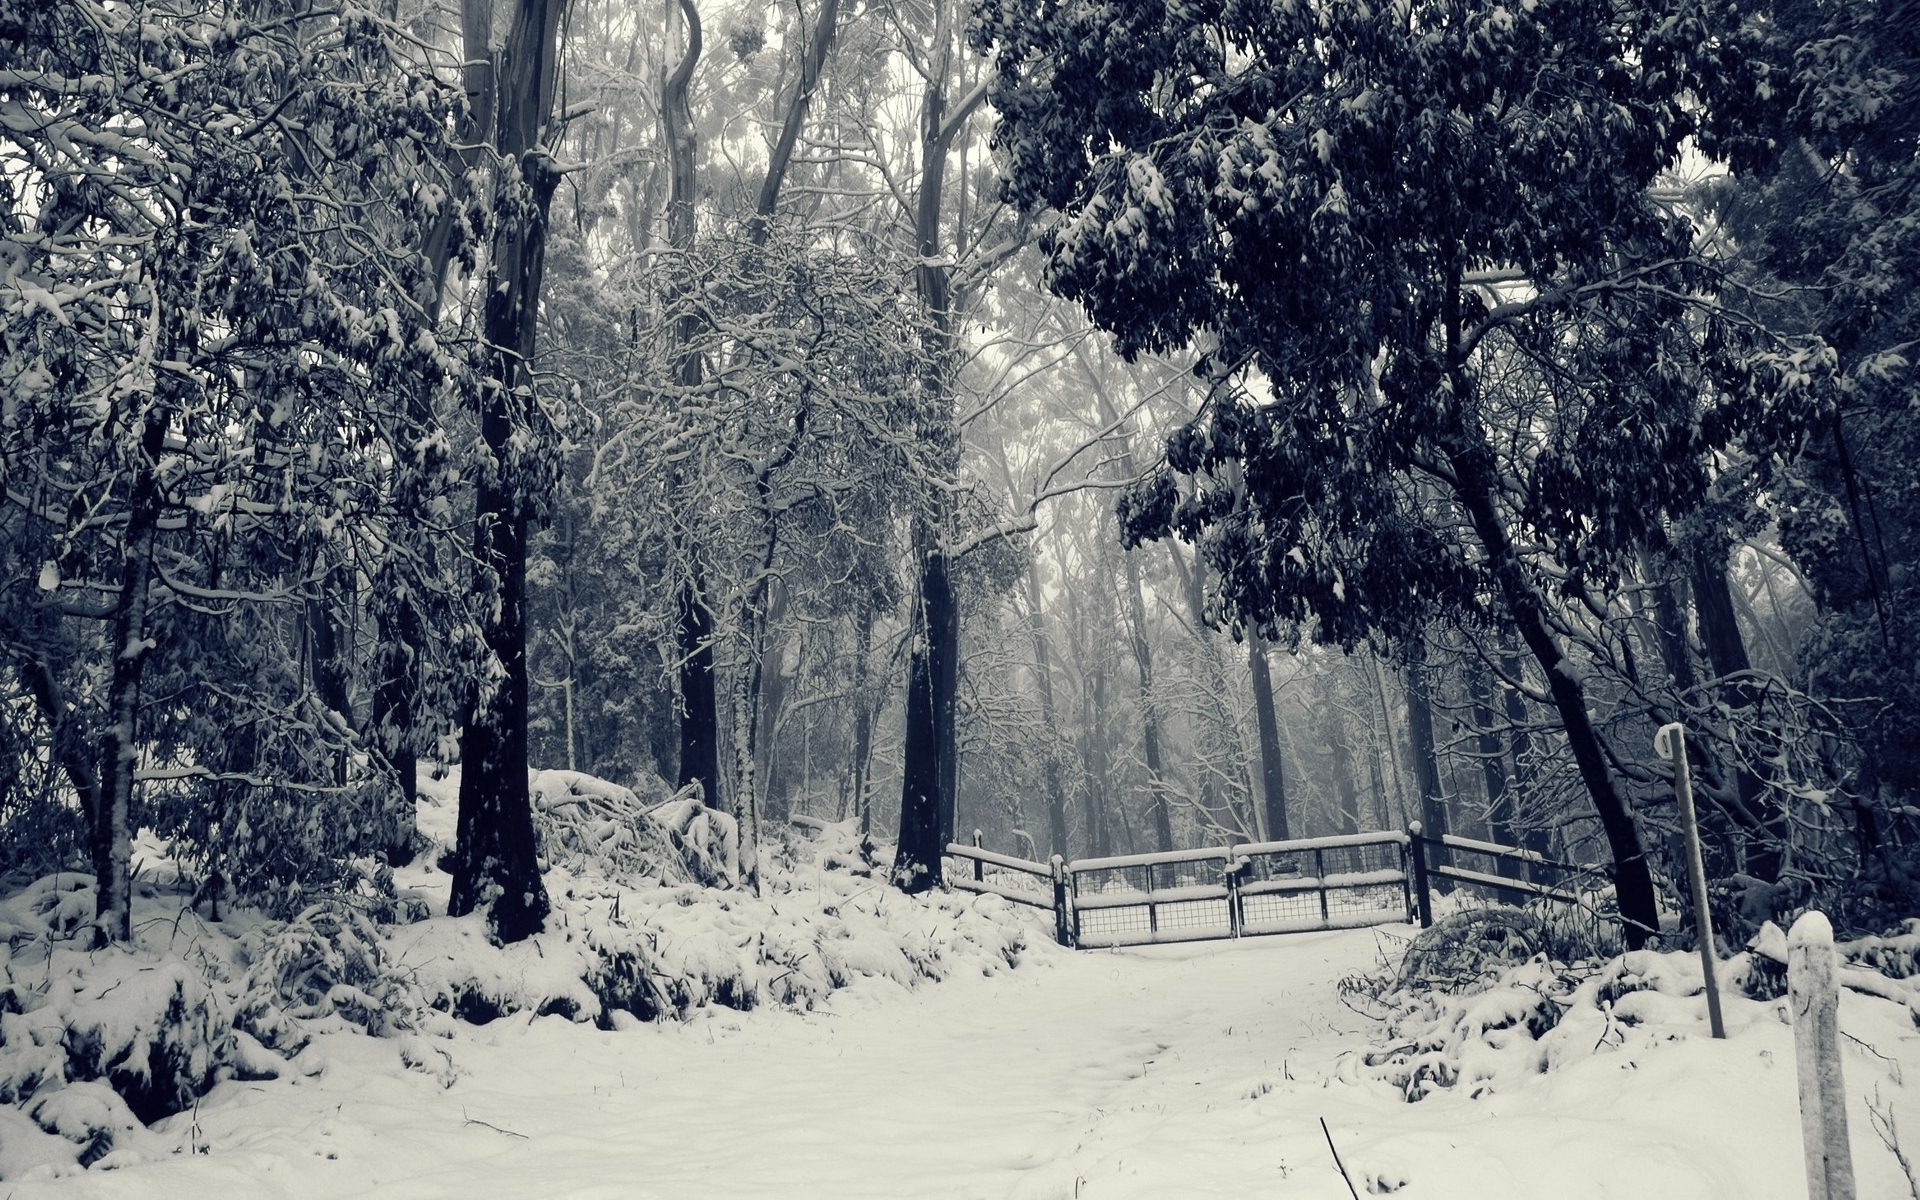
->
462, 1109, 528, 1139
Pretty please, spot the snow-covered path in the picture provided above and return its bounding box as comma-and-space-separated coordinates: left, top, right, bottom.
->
14, 920, 1918, 1198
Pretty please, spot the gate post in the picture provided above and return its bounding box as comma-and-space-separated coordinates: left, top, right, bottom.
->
1050, 855, 1072, 947
1314, 847, 1330, 926
1226, 854, 1243, 939
1408, 822, 1433, 928
972, 829, 984, 883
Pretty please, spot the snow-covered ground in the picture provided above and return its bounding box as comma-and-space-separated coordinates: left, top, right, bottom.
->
9, 906, 1919, 1199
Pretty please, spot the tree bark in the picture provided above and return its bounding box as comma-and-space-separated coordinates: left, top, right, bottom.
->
1445, 436, 1659, 948
662, 0, 723, 813
894, 550, 956, 891
449, 0, 568, 943
370, 593, 420, 865
1403, 636, 1449, 871
1247, 637, 1290, 842
91, 409, 168, 947
892, 2, 981, 889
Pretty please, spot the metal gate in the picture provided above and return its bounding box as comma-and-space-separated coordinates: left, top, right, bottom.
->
943, 824, 1596, 950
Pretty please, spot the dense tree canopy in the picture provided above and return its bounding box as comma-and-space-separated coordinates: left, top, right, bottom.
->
971, 0, 1819, 944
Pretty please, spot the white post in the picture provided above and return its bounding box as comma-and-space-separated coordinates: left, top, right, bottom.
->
1654, 722, 1725, 1038
1789, 910, 1856, 1200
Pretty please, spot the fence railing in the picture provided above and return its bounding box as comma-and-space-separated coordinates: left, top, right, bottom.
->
943, 833, 1071, 946
1404, 820, 1588, 927
944, 826, 1596, 950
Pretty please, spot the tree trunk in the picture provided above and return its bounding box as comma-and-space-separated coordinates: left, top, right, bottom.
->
1321, 674, 1362, 834
662, 0, 723, 813
449, 0, 568, 944
851, 599, 875, 835
895, 550, 956, 891
1403, 636, 1449, 874
892, 3, 982, 890
1168, 541, 1256, 839
91, 409, 168, 947
1247, 637, 1290, 842
1467, 656, 1520, 875
1446, 436, 1659, 948
1022, 563, 1073, 857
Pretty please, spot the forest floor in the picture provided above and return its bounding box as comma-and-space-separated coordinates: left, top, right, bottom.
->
10, 901, 1920, 1199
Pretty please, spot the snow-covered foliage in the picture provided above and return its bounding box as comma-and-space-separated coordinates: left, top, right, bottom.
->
1344, 915, 1920, 1104
0, 774, 1033, 1181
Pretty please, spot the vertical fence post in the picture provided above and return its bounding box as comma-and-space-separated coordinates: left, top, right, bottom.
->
1314, 847, 1330, 926
1226, 854, 1243, 939
972, 829, 984, 883
1655, 722, 1725, 1038
1790, 911, 1856, 1200
1050, 855, 1072, 947
1407, 822, 1433, 928
1146, 861, 1158, 936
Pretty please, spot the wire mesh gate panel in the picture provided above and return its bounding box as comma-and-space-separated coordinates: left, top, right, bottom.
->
1235, 835, 1411, 936
1064, 834, 1413, 949
1071, 847, 1235, 948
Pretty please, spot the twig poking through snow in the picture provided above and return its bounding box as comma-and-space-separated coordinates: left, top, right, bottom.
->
1320, 1117, 1360, 1200
462, 1108, 529, 1139
1869, 1088, 1920, 1200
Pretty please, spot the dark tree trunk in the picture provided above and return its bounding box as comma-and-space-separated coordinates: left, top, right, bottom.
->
676, 578, 720, 802
1247, 637, 1290, 842
449, 0, 567, 943
663, 1, 722, 813
306, 581, 353, 787
21, 656, 103, 842
91, 409, 168, 947
1403, 636, 1449, 873
1446, 436, 1659, 948
891, 9, 981, 890
894, 550, 957, 891
749, 0, 840, 243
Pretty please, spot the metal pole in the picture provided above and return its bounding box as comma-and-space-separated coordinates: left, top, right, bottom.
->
1407, 821, 1433, 928
972, 828, 983, 883
1315, 847, 1330, 926
1050, 854, 1071, 947
1655, 722, 1725, 1039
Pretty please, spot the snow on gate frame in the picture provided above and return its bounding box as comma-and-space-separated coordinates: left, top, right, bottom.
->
942, 827, 1598, 949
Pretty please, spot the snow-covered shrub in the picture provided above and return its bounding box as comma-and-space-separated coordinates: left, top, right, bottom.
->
1397, 909, 1550, 990
1352, 954, 1574, 1100
647, 791, 741, 888
232, 900, 425, 1050
531, 770, 691, 885
0, 943, 229, 1127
